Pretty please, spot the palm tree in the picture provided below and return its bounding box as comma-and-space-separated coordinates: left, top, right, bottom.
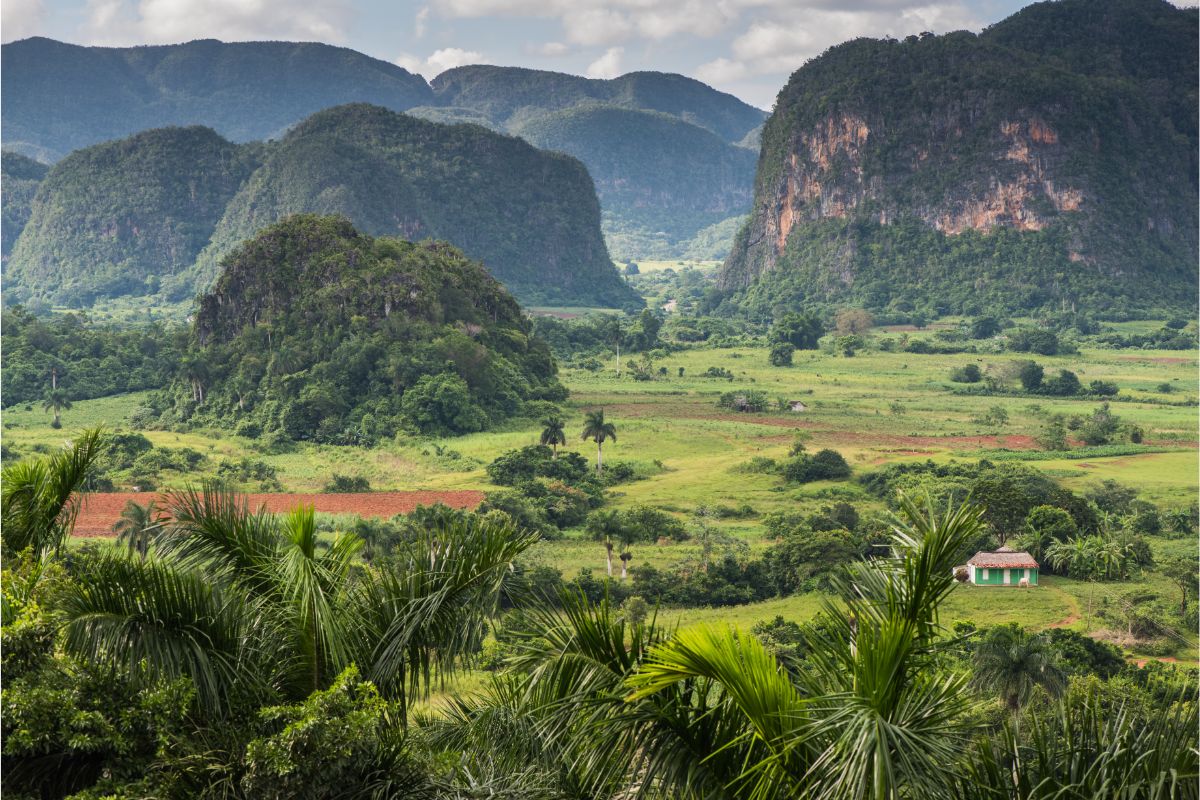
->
1045, 535, 1099, 579
961, 684, 1197, 799
42, 388, 72, 428
1047, 536, 1103, 629
971, 624, 1065, 713
581, 409, 616, 473
112, 499, 163, 559
587, 508, 622, 577
539, 416, 566, 459
60, 483, 538, 717
617, 526, 637, 581
483, 493, 985, 800
2, 428, 106, 557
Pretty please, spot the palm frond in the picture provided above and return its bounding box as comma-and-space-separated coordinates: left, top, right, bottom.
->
353, 516, 537, 714
1, 427, 106, 557
156, 483, 280, 591
61, 553, 268, 715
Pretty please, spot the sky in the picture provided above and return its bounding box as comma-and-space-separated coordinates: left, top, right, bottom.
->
2, 0, 1195, 108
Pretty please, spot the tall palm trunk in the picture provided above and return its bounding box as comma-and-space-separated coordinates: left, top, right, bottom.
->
605, 539, 613, 577
596, 441, 603, 473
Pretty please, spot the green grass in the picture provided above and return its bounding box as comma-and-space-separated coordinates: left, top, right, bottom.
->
7, 334, 1196, 659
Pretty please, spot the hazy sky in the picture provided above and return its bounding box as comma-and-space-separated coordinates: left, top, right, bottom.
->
3, 0, 1195, 108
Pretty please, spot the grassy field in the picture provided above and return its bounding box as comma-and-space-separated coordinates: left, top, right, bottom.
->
5, 332, 1195, 658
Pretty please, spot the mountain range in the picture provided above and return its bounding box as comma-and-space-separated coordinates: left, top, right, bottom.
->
1, 39, 764, 260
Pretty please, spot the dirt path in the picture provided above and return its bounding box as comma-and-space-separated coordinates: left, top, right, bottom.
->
1045, 583, 1083, 629
74, 490, 484, 537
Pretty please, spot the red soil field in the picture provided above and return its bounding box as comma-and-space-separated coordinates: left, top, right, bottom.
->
73, 491, 484, 538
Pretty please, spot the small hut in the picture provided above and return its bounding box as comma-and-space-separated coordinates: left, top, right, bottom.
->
962, 546, 1039, 586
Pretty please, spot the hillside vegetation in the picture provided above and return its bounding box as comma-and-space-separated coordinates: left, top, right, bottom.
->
146, 215, 564, 442
719, 0, 1198, 318
0, 151, 47, 257
6, 127, 259, 305
514, 105, 756, 259
5, 106, 638, 309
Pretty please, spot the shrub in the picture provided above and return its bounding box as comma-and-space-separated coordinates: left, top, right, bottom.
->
768, 343, 795, 367
1009, 329, 1059, 355
1018, 361, 1044, 391
1088, 380, 1119, 396
130, 447, 206, 474
477, 491, 553, 537
950, 364, 982, 383
717, 390, 770, 413
519, 480, 592, 529
486, 445, 589, 486
400, 373, 487, 435
737, 456, 779, 474
1078, 403, 1120, 446
782, 449, 851, 483
217, 458, 282, 490
323, 474, 370, 493
1043, 369, 1081, 397
763, 528, 861, 593
105, 432, 154, 469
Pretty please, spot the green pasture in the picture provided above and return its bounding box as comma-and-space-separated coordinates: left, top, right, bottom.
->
4, 333, 1195, 659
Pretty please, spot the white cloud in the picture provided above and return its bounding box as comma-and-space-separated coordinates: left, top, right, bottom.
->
533, 41, 569, 56
414, 6, 430, 37
426, 46, 484, 72
695, 56, 748, 85
393, 53, 426, 74
2, 0, 45, 41
563, 8, 631, 46
585, 45, 623, 78
80, 0, 351, 46
395, 46, 487, 78
696, 2, 980, 86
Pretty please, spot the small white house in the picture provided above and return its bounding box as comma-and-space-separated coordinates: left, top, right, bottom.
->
960, 546, 1040, 587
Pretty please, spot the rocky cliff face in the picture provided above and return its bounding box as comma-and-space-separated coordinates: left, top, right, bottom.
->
721, 0, 1197, 315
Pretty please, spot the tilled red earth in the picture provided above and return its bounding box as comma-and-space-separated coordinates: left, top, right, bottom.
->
73, 491, 484, 537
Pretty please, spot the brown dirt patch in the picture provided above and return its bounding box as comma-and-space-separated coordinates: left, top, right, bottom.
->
73, 491, 484, 538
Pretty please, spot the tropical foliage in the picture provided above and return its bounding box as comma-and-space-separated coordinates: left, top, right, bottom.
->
145, 215, 565, 442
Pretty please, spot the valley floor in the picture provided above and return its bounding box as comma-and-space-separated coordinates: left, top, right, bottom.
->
4, 338, 1196, 662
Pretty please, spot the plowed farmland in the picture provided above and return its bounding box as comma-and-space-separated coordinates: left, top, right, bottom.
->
73, 491, 485, 537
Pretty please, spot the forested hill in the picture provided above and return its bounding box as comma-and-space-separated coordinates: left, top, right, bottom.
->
718, 0, 1198, 318
195, 104, 635, 308
427, 67, 766, 260
513, 106, 757, 260
2, 38, 766, 261
1, 151, 48, 258
429, 67, 764, 143
166, 214, 564, 442
0, 37, 432, 161
5, 106, 638, 310
6, 127, 260, 305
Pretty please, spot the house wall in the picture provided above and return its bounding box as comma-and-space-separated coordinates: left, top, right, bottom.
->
971, 567, 1039, 586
